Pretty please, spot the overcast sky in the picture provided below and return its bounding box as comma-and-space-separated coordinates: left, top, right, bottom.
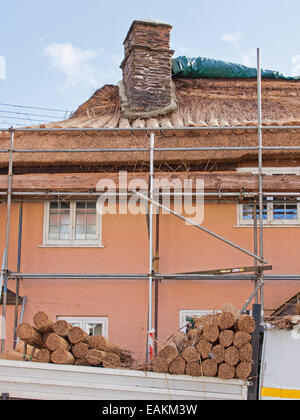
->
0, 0, 299, 127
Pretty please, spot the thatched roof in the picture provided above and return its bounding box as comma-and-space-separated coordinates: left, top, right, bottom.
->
41, 78, 300, 129
0, 78, 299, 171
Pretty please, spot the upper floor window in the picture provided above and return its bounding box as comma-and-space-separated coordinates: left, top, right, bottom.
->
238, 197, 300, 226
43, 201, 102, 246
236, 167, 300, 226
237, 167, 300, 176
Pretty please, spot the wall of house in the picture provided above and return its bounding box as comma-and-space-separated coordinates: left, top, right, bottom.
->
0, 200, 300, 360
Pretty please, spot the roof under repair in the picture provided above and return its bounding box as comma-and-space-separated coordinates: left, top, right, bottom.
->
0, 19, 299, 172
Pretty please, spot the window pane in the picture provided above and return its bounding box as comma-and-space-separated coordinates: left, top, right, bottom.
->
87, 323, 103, 336
60, 211, 70, 225
76, 212, 86, 225
243, 204, 267, 220
87, 213, 96, 225
49, 225, 59, 240
75, 201, 97, 241
75, 225, 85, 239
273, 204, 285, 219
59, 224, 70, 240
86, 225, 97, 240
273, 197, 298, 220
286, 205, 298, 220
49, 202, 71, 241
243, 205, 253, 220
49, 213, 60, 225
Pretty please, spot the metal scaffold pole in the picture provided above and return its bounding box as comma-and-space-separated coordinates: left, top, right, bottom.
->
257, 48, 265, 319
253, 198, 259, 304
1, 128, 14, 353
147, 133, 155, 361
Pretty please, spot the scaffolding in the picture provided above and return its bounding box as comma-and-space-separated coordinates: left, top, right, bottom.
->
1, 49, 300, 358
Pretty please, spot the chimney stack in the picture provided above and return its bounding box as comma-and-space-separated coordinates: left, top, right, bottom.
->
119, 19, 177, 118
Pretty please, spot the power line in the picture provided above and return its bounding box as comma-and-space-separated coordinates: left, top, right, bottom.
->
0, 109, 65, 119
0, 115, 57, 123
0, 103, 71, 114
0, 121, 24, 127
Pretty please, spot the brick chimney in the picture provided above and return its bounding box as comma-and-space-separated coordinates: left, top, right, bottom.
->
119, 19, 177, 118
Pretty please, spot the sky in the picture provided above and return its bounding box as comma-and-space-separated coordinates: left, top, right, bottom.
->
0, 0, 299, 127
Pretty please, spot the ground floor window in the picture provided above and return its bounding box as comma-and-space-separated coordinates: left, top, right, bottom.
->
57, 316, 108, 338
180, 310, 216, 331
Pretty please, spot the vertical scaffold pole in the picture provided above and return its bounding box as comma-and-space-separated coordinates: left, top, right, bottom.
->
147, 132, 155, 361
1, 128, 14, 353
257, 49, 265, 319
13, 202, 23, 349
253, 198, 259, 304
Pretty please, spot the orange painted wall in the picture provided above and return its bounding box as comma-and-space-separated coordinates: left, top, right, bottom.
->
1, 200, 300, 359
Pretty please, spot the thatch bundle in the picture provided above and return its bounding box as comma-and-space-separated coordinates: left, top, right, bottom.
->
13, 311, 135, 369
17, 323, 44, 348
68, 327, 88, 345
152, 356, 168, 373
53, 320, 72, 337
151, 306, 255, 380
211, 344, 225, 364
32, 349, 51, 364
72, 342, 89, 359
203, 323, 219, 343
196, 339, 212, 359
234, 331, 252, 349
45, 333, 69, 351
224, 346, 240, 366
219, 330, 234, 348
33, 311, 54, 334
51, 349, 75, 365
168, 357, 186, 375
218, 363, 235, 380
186, 361, 202, 377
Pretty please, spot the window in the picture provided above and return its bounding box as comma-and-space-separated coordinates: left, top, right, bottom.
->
43, 201, 102, 246
238, 197, 300, 226
180, 310, 217, 332
236, 167, 300, 226
57, 316, 108, 339
237, 167, 300, 176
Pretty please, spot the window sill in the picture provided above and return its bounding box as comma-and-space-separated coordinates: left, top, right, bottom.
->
39, 244, 105, 248
234, 224, 300, 228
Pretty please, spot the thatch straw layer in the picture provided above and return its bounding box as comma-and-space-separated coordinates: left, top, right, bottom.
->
1, 79, 300, 170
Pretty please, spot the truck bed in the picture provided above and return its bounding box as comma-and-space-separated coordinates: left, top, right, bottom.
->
0, 359, 248, 400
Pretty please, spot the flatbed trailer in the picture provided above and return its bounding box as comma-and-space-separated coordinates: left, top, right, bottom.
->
0, 359, 249, 400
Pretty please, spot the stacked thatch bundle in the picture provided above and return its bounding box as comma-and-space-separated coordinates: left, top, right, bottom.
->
152, 308, 256, 380
9, 311, 135, 369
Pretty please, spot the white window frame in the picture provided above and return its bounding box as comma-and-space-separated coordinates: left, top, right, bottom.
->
236, 167, 300, 227
57, 316, 108, 339
237, 198, 300, 226
180, 310, 217, 331
43, 201, 103, 247
237, 167, 300, 176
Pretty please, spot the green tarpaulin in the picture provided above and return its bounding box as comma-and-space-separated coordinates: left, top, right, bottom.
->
172, 56, 300, 80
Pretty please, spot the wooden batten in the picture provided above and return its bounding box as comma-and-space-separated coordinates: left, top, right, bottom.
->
0, 172, 300, 194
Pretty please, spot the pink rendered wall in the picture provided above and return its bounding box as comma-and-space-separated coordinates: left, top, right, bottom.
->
0, 201, 300, 359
